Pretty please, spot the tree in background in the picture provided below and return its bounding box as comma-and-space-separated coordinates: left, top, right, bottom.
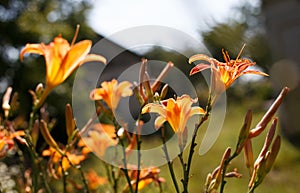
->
202, 1, 273, 72
0, 0, 97, 142
200, 1, 273, 105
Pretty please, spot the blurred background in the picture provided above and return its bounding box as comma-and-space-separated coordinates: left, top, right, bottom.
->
0, 0, 300, 192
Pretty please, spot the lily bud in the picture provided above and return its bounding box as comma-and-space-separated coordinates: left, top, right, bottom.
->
151, 61, 174, 92
235, 110, 252, 154
160, 84, 169, 99
35, 83, 44, 98
2, 87, 12, 118
244, 139, 254, 175
40, 120, 60, 152
249, 87, 289, 138
65, 104, 76, 139
265, 136, 281, 173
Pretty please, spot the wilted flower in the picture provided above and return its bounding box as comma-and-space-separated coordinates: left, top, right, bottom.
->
90, 79, 132, 110
20, 26, 106, 109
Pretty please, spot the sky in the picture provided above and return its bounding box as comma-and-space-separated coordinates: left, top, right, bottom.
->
87, 0, 246, 51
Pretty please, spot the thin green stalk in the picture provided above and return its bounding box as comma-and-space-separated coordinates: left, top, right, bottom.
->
183, 113, 209, 192
25, 109, 52, 193
135, 134, 142, 193
184, 99, 211, 193
62, 154, 90, 193
120, 138, 134, 193
77, 165, 90, 193
111, 167, 119, 193
60, 158, 67, 193
219, 153, 237, 193
161, 127, 180, 193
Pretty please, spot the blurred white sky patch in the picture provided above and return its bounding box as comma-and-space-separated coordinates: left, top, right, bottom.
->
87, 0, 244, 50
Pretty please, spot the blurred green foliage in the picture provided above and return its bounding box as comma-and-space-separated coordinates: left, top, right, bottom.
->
0, 0, 98, 143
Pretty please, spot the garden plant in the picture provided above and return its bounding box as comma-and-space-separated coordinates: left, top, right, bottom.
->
0, 25, 289, 193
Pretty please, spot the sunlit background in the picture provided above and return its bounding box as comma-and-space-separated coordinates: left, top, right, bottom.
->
0, 0, 300, 192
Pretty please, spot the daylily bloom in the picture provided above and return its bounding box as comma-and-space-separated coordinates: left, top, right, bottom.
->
79, 123, 118, 157
123, 166, 165, 192
141, 94, 205, 149
42, 146, 86, 178
189, 46, 268, 92
20, 26, 106, 109
0, 130, 25, 158
90, 79, 133, 110
84, 170, 107, 190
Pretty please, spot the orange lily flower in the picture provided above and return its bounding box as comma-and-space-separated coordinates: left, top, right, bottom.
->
0, 130, 25, 158
142, 94, 205, 133
90, 79, 132, 110
84, 170, 107, 190
141, 94, 205, 149
79, 123, 118, 157
20, 26, 106, 108
123, 166, 165, 191
42, 147, 86, 177
189, 46, 268, 90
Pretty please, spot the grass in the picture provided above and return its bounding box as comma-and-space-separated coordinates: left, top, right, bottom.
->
83, 96, 300, 193
155, 102, 300, 193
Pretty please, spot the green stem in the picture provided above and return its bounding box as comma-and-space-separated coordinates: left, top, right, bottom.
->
120, 138, 134, 193
111, 167, 119, 193
62, 154, 90, 193
219, 153, 238, 193
60, 158, 67, 193
135, 133, 142, 193
184, 113, 209, 192
161, 127, 180, 193
25, 109, 52, 193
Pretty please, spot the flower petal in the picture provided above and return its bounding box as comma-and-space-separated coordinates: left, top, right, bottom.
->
20, 43, 44, 61
82, 54, 107, 65
189, 106, 206, 116
116, 81, 133, 97
241, 70, 269, 77
141, 103, 166, 117
190, 64, 211, 75
154, 116, 167, 129
188, 54, 212, 64
61, 40, 92, 81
